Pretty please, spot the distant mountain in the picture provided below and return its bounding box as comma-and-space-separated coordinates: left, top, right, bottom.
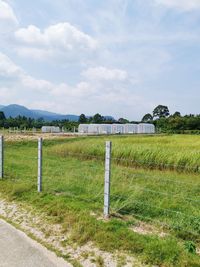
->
31, 109, 79, 121
0, 104, 115, 122
0, 104, 79, 121
1, 104, 35, 118
31, 109, 61, 117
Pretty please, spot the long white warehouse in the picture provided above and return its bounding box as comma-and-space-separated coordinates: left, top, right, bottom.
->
78, 123, 155, 134
41, 126, 60, 133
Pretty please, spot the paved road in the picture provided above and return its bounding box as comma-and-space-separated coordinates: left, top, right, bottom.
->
0, 219, 71, 267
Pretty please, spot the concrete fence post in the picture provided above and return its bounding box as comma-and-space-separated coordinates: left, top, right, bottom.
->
104, 141, 112, 218
0, 136, 4, 179
38, 138, 43, 192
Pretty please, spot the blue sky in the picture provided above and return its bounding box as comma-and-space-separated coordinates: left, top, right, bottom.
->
0, 0, 200, 120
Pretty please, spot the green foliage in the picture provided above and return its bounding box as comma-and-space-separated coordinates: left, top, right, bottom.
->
10, 183, 34, 198
141, 113, 153, 122
154, 115, 200, 133
142, 105, 200, 133
0, 111, 6, 127
79, 114, 87, 123
0, 111, 5, 120
172, 111, 181, 118
184, 241, 196, 254
143, 237, 185, 266
92, 113, 104, 123
153, 105, 170, 119
0, 115, 79, 131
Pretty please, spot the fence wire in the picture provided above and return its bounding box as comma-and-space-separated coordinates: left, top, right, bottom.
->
1, 138, 200, 241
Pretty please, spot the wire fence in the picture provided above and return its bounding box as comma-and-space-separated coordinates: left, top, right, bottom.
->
0, 136, 199, 240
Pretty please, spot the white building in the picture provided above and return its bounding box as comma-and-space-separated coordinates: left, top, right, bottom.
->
41, 126, 60, 133
88, 124, 100, 134
111, 124, 124, 134
78, 123, 155, 135
78, 124, 89, 133
137, 123, 155, 134
123, 124, 138, 134
99, 124, 112, 134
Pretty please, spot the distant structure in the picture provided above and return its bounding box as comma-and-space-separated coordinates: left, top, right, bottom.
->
41, 126, 60, 133
78, 123, 155, 134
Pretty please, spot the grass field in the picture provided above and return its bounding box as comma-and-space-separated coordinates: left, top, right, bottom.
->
51, 134, 200, 172
1, 134, 200, 266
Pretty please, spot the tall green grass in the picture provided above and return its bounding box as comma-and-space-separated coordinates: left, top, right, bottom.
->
50, 135, 200, 172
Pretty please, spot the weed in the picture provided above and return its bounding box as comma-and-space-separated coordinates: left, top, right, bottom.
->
96, 255, 104, 267
184, 241, 196, 254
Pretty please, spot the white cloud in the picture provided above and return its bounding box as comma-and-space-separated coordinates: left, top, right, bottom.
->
14, 47, 53, 61
14, 22, 97, 60
20, 74, 54, 92
0, 52, 98, 103
0, 52, 21, 77
52, 81, 98, 98
154, 0, 200, 11
0, 52, 53, 91
0, 0, 18, 32
15, 25, 44, 45
82, 66, 128, 81
0, 52, 145, 118
0, 52, 95, 99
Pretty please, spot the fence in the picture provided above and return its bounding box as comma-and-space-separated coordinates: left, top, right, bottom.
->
0, 136, 112, 217
0, 136, 199, 239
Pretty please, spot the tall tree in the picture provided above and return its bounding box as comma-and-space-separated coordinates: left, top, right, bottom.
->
142, 113, 153, 122
153, 105, 170, 119
79, 114, 87, 123
0, 111, 5, 120
92, 113, 103, 123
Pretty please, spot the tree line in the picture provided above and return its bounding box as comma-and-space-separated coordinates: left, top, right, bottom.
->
0, 113, 78, 132
0, 113, 116, 132
1, 106, 200, 133
142, 105, 200, 133
78, 113, 132, 124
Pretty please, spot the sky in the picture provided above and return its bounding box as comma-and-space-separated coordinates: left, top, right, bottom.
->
0, 0, 200, 120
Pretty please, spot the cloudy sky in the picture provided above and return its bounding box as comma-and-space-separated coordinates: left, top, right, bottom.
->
0, 0, 200, 120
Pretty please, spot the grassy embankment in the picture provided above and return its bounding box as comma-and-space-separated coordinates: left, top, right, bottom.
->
0, 135, 200, 266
